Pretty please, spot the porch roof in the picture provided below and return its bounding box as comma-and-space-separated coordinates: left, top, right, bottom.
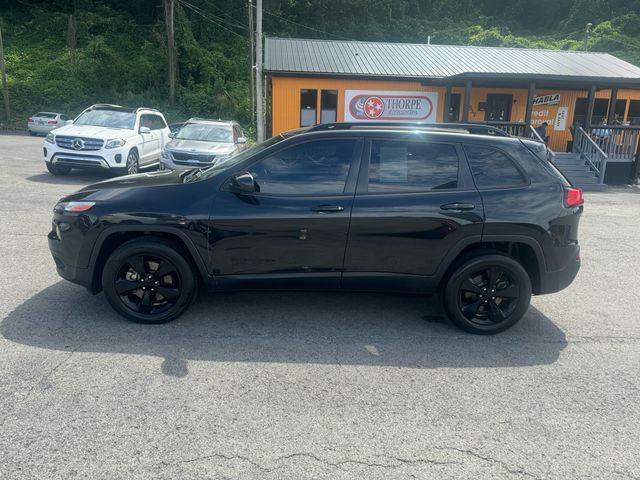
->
264, 37, 640, 88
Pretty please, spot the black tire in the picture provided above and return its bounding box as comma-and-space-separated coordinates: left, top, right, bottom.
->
46, 162, 71, 176
101, 237, 198, 324
444, 254, 531, 334
125, 149, 139, 175
29, 130, 37, 136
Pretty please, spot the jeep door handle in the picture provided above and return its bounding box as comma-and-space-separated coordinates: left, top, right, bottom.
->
440, 202, 476, 211
311, 205, 345, 213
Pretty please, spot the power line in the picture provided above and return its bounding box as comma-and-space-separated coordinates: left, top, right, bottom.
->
262, 9, 353, 40
177, 0, 247, 39
178, 0, 248, 32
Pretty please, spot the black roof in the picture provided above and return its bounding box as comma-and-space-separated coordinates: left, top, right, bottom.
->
265, 37, 640, 87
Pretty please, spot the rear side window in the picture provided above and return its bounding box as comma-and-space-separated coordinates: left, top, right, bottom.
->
464, 145, 526, 189
368, 140, 459, 193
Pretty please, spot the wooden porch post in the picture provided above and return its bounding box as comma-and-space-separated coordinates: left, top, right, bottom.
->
607, 87, 618, 124
462, 80, 472, 123
524, 81, 536, 135
443, 84, 452, 122
584, 84, 597, 128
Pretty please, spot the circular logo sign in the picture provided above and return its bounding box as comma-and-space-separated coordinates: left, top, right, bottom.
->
364, 96, 384, 119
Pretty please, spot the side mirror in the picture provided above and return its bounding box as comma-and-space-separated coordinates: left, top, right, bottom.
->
168, 132, 175, 139
235, 137, 247, 145
139, 126, 151, 134
231, 171, 256, 193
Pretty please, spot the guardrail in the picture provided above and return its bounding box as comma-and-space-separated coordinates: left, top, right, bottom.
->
574, 126, 608, 183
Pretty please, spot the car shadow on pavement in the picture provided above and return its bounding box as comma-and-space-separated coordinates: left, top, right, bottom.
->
25, 171, 113, 186
1, 281, 567, 377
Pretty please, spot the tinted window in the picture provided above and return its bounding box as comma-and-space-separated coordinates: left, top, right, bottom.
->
465, 146, 526, 188
368, 140, 459, 193
249, 139, 356, 195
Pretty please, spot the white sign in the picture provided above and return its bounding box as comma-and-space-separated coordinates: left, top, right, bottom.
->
344, 90, 438, 123
554, 106, 569, 131
533, 93, 561, 106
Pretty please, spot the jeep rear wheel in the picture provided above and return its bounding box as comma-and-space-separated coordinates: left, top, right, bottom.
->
101, 237, 198, 324
444, 254, 531, 334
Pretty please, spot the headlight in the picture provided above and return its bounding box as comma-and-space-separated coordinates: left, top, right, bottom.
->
161, 148, 170, 159
54, 201, 96, 213
105, 138, 126, 149
215, 154, 232, 164
46, 132, 55, 144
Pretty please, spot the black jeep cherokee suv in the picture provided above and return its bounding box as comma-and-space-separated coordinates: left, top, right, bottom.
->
48, 123, 582, 334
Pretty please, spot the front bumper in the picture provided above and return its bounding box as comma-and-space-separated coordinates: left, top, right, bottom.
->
44, 142, 128, 170
48, 216, 99, 292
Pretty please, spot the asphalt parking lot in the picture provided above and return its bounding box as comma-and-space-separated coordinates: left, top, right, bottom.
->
0, 133, 639, 479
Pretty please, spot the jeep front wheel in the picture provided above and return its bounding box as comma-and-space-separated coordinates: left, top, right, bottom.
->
101, 237, 198, 324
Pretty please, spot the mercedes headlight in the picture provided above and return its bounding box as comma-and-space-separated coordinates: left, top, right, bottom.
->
105, 138, 126, 149
45, 132, 55, 144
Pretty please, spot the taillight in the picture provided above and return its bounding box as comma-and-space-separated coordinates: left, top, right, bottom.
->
48, 120, 57, 124
565, 187, 584, 207
28, 117, 33, 122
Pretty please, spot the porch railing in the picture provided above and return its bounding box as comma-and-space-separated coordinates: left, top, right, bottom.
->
583, 125, 640, 162
485, 121, 528, 137
574, 126, 608, 183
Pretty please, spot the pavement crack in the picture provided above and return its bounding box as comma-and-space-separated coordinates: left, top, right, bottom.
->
436, 446, 541, 479
159, 451, 461, 473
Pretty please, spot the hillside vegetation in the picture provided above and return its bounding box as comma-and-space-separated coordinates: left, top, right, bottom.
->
0, 0, 639, 131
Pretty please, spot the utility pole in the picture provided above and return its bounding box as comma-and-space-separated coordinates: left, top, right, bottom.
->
248, 0, 255, 126
583, 22, 593, 51
255, 0, 264, 142
163, 0, 177, 103
0, 22, 10, 121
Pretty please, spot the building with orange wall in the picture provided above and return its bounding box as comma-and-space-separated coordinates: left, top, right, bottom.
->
263, 38, 640, 183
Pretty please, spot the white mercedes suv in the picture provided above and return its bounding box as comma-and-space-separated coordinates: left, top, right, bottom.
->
43, 104, 171, 176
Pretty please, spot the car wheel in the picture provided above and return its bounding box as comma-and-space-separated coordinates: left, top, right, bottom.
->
46, 162, 71, 176
444, 254, 531, 334
102, 237, 198, 324
126, 150, 139, 175
29, 131, 37, 137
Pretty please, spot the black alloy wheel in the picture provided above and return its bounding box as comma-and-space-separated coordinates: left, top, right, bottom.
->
116, 254, 181, 316
102, 237, 198, 323
444, 254, 531, 334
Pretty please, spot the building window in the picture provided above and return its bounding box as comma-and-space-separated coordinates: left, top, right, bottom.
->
573, 98, 608, 125
300, 89, 317, 127
320, 90, 338, 124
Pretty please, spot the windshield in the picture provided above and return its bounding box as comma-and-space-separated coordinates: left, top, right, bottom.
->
74, 109, 136, 129
196, 134, 286, 181
176, 123, 233, 143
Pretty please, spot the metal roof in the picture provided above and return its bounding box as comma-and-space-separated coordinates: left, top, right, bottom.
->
264, 37, 640, 86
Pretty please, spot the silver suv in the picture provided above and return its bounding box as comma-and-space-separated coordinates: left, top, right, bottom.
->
160, 119, 247, 170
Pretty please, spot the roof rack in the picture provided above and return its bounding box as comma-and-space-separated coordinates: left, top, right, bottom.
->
306, 122, 511, 137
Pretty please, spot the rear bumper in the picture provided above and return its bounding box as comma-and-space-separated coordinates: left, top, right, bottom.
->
537, 245, 580, 294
